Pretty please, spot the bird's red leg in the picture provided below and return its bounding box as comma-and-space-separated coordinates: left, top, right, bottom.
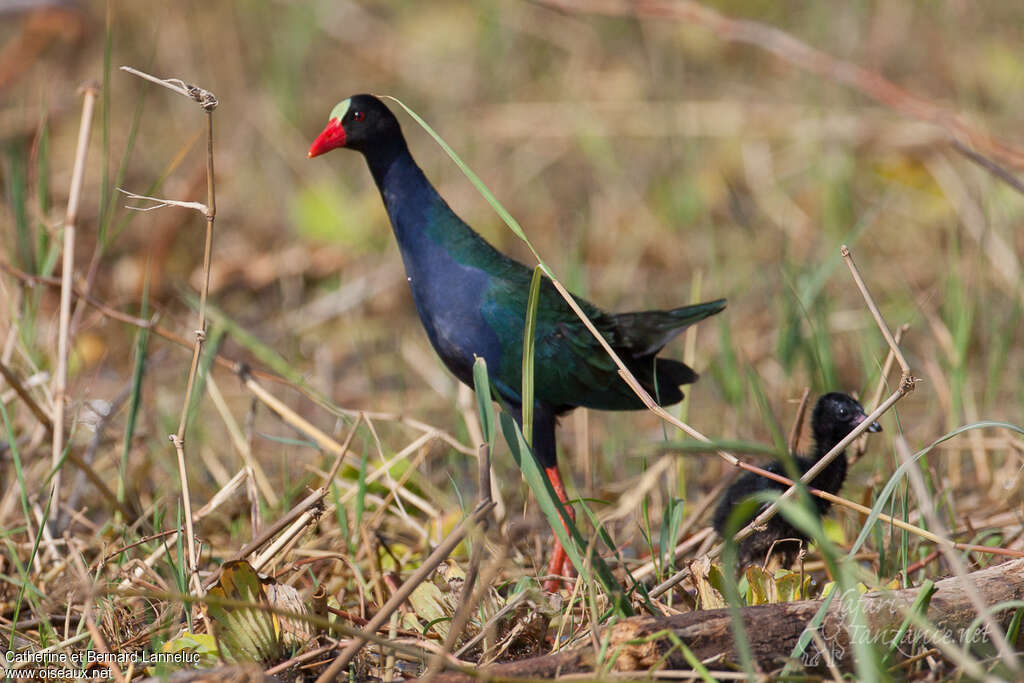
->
543, 464, 577, 591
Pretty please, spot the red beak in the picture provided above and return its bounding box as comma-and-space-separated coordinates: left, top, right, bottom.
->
308, 119, 346, 158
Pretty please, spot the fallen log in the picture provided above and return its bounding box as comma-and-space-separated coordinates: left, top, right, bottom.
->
430, 558, 1024, 680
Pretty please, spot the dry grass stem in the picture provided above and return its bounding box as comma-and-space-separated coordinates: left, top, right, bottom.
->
350, 409, 478, 456
252, 506, 321, 573
786, 387, 812, 455
360, 442, 436, 533
51, 82, 98, 531
854, 324, 908, 461
603, 456, 674, 523
634, 526, 712, 587
423, 445, 497, 681
225, 486, 329, 567
240, 369, 360, 467
206, 373, 279, 506
0, 359, 54, 434
118, 65, 218, 111
926, 155, 1022, 300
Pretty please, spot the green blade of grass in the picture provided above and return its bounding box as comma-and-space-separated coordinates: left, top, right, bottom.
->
331, 483, 350, 556
659, 497, 685, 579
717, 501, 757, 679
962, 599, 1024, 660
472, 357, 496, 451
1, 400, 55, 647
35, 122, 54, 275
887, 579, 935, 656
475, 358, 626, 610
5, 142, 33, 272
711, 316, 744, 406
521, 265, 542, 446
746, 367, 786, 454
117, 270, 151, 514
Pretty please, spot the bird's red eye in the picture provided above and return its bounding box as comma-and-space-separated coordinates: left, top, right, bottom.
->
352, 111, 365, 122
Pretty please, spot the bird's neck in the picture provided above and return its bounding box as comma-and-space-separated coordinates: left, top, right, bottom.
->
817, 448, 847, 474
363, 137, 411, 192
806, 441, 848, 488
362, 141, 482, 256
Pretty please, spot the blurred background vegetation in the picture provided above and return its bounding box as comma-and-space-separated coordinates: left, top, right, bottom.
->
1, 0, 1023, 670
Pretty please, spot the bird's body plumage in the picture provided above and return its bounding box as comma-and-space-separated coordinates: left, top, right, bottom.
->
310, 94, 725, 585
344, 97, 724, 462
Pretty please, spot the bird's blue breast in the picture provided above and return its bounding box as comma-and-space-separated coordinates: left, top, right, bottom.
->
402, 244, 504, 386
383, 198, 502, 388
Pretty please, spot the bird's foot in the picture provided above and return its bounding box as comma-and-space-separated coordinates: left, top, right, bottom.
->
542, 543, 577, 592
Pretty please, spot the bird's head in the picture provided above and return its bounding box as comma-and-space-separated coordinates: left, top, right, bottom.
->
811, 392, 882, 449
308, 94, 401, 158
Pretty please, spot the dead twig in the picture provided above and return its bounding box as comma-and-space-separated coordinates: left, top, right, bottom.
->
841, 245, 912, 377
117, 188, 209, 216
853, 324, 908, 462
120, 65, 219, 596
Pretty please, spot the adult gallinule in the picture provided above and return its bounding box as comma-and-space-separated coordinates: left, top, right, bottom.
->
310, 94, 726, 589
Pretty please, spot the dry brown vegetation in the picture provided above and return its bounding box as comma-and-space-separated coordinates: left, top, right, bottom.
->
2, 1, 1023, 681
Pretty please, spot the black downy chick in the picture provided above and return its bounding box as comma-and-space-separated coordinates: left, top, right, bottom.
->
712, 393, 882, 568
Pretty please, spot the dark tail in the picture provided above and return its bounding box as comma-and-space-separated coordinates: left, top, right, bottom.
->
648, 357, 698, 406
614, 298, 727, 356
